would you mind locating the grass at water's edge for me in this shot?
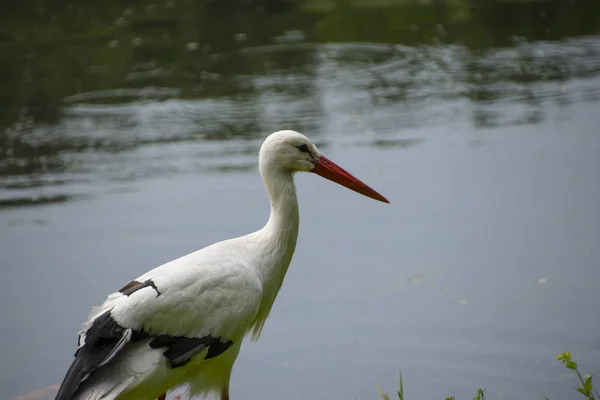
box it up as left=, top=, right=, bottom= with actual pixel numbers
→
left=375, top=353, right=598, bottom=400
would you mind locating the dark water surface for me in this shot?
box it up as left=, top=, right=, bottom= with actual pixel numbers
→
left=1, top=1, right=600, bottom=399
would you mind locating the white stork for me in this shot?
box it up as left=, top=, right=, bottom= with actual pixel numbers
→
left=54, top=130, right=389, bottom=400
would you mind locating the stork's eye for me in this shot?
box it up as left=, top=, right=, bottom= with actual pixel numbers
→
left=296, top=144, right=310, bottom=153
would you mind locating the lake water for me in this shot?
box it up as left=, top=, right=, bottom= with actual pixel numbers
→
left=1, top=1, right=600, bottom=399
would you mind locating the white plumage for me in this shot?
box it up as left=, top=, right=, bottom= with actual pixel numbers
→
left=55, top=130, right=388, bottom=400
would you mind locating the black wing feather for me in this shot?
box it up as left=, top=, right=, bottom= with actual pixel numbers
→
left=56, top=278, right=235, bottom=400
left=148, top=335, right=233, bottom=368
left=55, top=309, right=234, bottom=400
left=54, top=310, right=141, bottom=400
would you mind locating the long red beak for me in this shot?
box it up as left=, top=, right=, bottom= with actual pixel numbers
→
left=311, top=155, right=389, bottom=203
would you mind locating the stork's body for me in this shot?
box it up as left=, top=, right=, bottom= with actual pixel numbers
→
left=54, top=130, right=388, bottom=400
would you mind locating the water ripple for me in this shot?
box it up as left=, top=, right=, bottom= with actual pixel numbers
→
left=2, top=37, right=600, bottom=210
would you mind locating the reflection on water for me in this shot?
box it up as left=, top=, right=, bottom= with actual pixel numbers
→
left=1, top=1, right=600, bottom=400
left=1, top=0, right=600, bottom=208
left=3, top=32, right=600, bottom=206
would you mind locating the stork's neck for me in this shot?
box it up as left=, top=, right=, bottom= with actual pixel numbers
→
left=257, top=166, right=299, bottom=283
left=246, top=166, right=299, bottom=339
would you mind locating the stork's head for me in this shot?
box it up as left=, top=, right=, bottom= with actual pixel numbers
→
left=259, top=130, right=389, bottom=203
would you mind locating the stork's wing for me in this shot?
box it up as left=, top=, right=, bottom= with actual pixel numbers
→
left=55, top=260, right=262, bottom=400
